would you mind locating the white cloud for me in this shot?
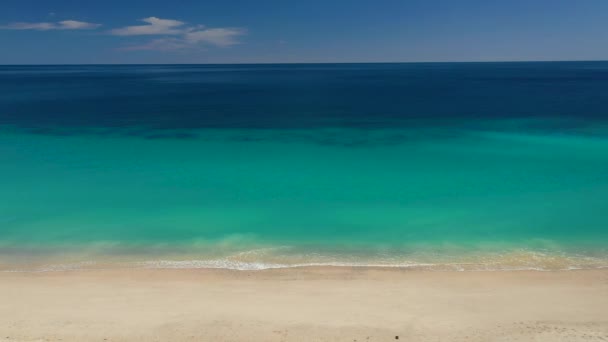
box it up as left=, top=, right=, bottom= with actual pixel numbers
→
left=114, top=17, right=246, bottom=51
left=184, top=28, right=245, bottom=46
left=1, top=20, right=100, bottom=30
left=3, top=22, right=56, bottom=30
left=59, top=20, right=100, bottom=30
left=110, top=17, right=185, bottom=36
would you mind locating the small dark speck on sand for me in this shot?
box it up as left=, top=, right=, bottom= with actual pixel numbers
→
left=395, top=336, right=399, bottom=340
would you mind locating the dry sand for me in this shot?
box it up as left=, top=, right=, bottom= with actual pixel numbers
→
left=1, top=268, right=607, bottom=341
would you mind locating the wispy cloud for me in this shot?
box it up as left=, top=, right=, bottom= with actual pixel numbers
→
left=59, top=20, right=100, bottom=30
left=1, top=20, right=100, bottom=30
left=1, top=16, right=245, bottom=52
left=110, top=17, right=184, bottom=36
left=113, top=17, right=246, bottom=51
left=184, top=27, right=245, bottom=47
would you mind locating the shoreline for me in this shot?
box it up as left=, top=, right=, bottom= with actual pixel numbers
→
left=3, top=253, right=608, bottom=273
left=3, top=245, right=608, bottom=272
left=2, top=267, right=607, bottom=341
left=4, top=262, right=608, bottom=273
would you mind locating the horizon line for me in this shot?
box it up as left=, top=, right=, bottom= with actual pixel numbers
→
left=1, top=59, right=608, bottom=66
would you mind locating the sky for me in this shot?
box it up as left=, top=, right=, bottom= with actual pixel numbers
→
left=1, top=0, right=607, bottom=64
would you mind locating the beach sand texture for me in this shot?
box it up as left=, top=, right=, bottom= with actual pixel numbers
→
left=1, top=268, right=607, bottom=341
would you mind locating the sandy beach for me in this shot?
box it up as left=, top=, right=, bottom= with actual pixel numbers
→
left=1, top=268, right=607, bottom=341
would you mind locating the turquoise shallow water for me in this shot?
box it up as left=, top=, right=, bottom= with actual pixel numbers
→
left=1, top=63, right=608, bottom=270
left=1, top=125, right=607, bottom=270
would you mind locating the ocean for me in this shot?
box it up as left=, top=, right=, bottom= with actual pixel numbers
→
left=1, top=62, right=607, bottom=271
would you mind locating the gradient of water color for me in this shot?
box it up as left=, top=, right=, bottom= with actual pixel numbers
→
left=1, top=63, right=607, bottom=271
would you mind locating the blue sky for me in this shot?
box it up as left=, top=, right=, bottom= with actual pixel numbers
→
left=1, top=0, right=607, bottom=64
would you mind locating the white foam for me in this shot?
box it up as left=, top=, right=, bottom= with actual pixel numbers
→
left=3, top=249, right=608, bottom=273
left=136, top=259, right=437, bottom=271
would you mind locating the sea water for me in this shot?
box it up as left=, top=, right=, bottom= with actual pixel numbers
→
left=1, top=62, right=607, bottom=271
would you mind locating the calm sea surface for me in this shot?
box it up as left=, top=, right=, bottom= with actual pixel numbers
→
left=1, top=62, right=607, bottom=270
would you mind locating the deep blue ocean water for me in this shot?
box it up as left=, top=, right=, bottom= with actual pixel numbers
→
left=1, top=62, right=607, bottom=270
